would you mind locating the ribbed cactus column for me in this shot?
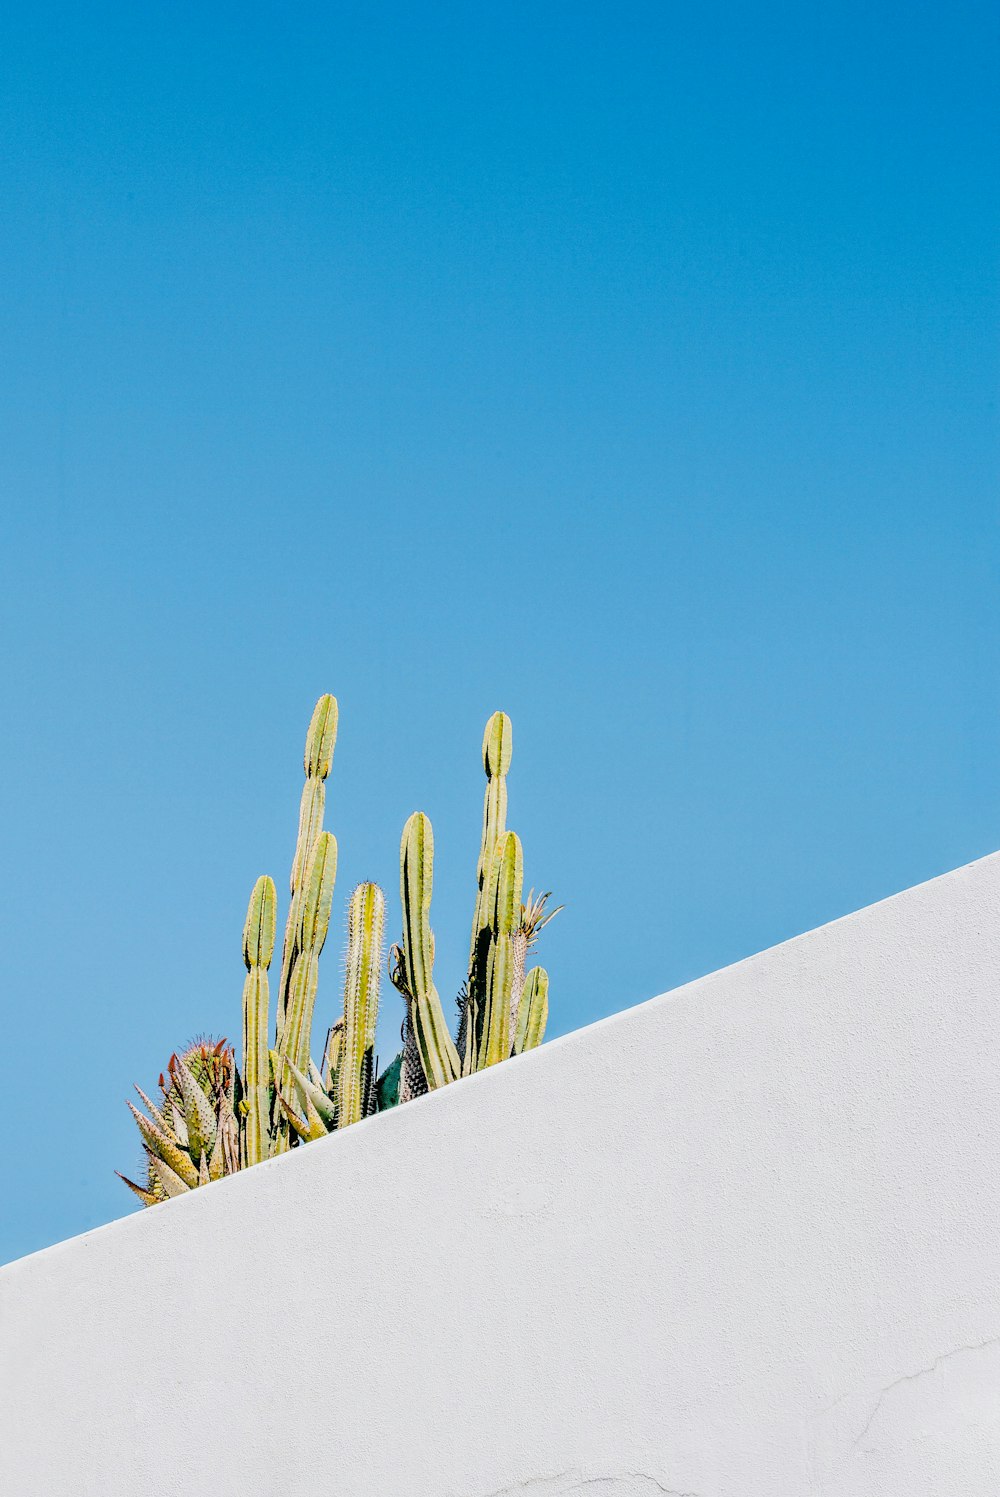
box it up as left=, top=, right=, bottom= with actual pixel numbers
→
left=240, top=875, right=276, bottom=1167
left=469, top=711, right=513, bottom=960
left=476, top=830, right=524, bottom=1069
left=337, top=882, right=385, bottom=1128
left=461, top=712, right=513, bottom=1072
left=513, top=966, right=548, bottom=1055
left=397, top=812, right=460, bottom=1091
left=278, top=829, right=338, bottom=1076
left=277, top=694, right=338, bottom=1042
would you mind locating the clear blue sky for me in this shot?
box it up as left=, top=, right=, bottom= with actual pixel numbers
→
left=1, top=1, right=997, bottom=1264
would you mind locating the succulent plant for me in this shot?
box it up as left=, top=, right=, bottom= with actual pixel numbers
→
left=389, top=712, right=559, bottom=1098
left=117, top=1039, right=240, bottom=1205
left=274, top=879, right=387, bottom=1140
left=121, top=698, right=557, bottom=1205
left=241, top=875, right=276, bottom=1169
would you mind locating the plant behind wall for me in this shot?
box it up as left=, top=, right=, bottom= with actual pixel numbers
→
left=119, top=696, right=559, bottom=1205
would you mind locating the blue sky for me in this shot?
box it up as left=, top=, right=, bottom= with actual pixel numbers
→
left=1, top=1, right=997, bottom=1264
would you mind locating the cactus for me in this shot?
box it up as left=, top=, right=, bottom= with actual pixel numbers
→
left=391, top=812, right=461, bottom=1094
left=513, top=966, right=548, bottom=1055
left=276, top=829, right=338, bottom=1076
left=264, top=698, right=342, bottom=1157
left=122, top=696, right=348, bottom=1199
left=389, top=711, right=559, bottom=1094
left=474, top=830, right=523, bottom=1070
left=338, top=883, right=386, bottom=1129
left=121, top=697, right=555, bottom=1205
left=241, top=876, right=276, bottom=1168
left=274, top=881, right=392, bottom=1140
left=460, top=712, right=512, bottom=1072
left=276, top=695, right=338, bottom=1042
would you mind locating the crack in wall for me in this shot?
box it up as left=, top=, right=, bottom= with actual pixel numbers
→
left=852, top=1333, right=1000, bottom=1452
left=482, top=1471, right=700, bottom=1497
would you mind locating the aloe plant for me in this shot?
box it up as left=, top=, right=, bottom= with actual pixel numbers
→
left=117, top=1039, right=240, bottom=1204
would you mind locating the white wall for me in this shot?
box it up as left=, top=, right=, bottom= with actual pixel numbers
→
left=3, top=852, right=1000, bottom=1497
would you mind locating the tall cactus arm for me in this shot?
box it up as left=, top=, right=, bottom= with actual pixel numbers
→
left=396, top=812, right=460, bottom=1089
left=462, top=712, right=514, bottom=1071
left=338, top=883, right=386, bottom=1129
left=468, top=711, right=512, bottom=968
left=478, top=932, right=515, bottom=1068
left=278, top=830, right=337, bottom=1074
left=513, top=966, right=549, bottom=1054
left=475, top=831, right=523, bottom=1069
left=277, top=694, right=338, bottom=1038
left=241, top=874, right=276, bottom=1167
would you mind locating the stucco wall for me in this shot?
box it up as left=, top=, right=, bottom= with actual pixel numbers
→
left=3, top=852, right=1000, bottom=1496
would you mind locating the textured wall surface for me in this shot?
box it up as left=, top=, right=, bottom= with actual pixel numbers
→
left=3, top=853, right=1000, bottom=1496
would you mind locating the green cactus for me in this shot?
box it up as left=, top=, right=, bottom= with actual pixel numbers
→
left=513, top=966, right=549, bottom=1055
left=121, top=697, right=555, bottom=1205
left=338, top=882, right=386, bottom=1129
left=276, top=695, right=338, bottom=1042
left=277, top=828, right=338, bottom=1077
left=274, top=881, right=393, bottom=1140
left=240, top=875, right=276, bottom=1168
left=390, top=712, right=559, bottom=1095
left=391, top=812, right=461, bottom=1094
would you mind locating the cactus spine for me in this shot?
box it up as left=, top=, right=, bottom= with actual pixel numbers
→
left=461, top=713, right=512, bottom=1072
left=337, top=882, right=385, bottom=1128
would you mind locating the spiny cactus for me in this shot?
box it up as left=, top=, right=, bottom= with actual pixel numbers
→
left=122, top=696, right=347, bottom=1199
left=275, top=880, right=388, bottom=1140
left=277, top=695, right=338, bottom=1041
left=390, top=711, right=559, bottom=1097
left=338, top=881, right=385, bottom=1128
left=241, top=875, right=276, bottom=1168
left=118, top=1039, right=239, bottom=1204
left=121, top=698, right=556, bottom=1206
